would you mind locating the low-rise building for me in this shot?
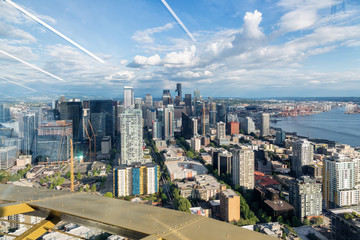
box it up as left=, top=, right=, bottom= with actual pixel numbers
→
left=329, top=208, right=360, bottom=240
left=166, top=160, right=207, bottom=181
left=176, top=175, right=223, bottom=201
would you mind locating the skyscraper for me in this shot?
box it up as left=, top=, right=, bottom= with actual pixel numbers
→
left=216, top=121, right=226, bottom=140
left=292, top=140, right=314, bottom=177
left=89, top=100, right=114, bottom=146
left=163, top=105, right=174, bottom=140
left=176, top=83, right=182, bottom=101
left=275, top=130, right=286, bottom=145
left=120, top=108, right=143, bottom=165
left=56, top=99, right=82, bottom=141
left=184, top=94, right=192, bottom=115
left=23, top=113, right=38, bottom=155
left=241, top=117, right=255, bottom=134
left=162, top=90, right=172, bottom=105
left=144, top=94, right=153, bottom=108
left=323, top=153, right=359, bottom=209
left=0, top=103, right=10, bottom=123
left=260, top=113, right=270, bottom=137
left=124, top=86, right=134, bottom=109
left=289, top=176, right=322, bottom=221
left=231, top=147, right=255, bottom=190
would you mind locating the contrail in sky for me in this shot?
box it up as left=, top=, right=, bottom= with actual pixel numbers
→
left=4, top=0, right=105, bottom=64
left=160, top=0, right=196, bottom=42
left=0, top=49, right=65, bottom=82
left=0, top=77, right=39, bottom=93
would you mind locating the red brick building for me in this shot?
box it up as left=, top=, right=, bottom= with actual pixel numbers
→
left=227, top=122, right=239, bottom=135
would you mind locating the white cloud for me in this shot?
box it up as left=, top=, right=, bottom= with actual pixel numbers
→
left=105, top=70, right=136, bottom=82
left=0, top=22, right=36, bottom=43
left=243, top=10, right=265, bottom=39
left=176, top=70, right=213, bottom=79
left=131, top=23, right=174, bottom=43
left=127, top=54, right=162, bottom=68
left=163, top=45, right=198, bottom=67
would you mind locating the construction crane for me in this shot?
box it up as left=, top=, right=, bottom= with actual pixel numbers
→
left=70, top=138, right=74, bottom=191
left=82, top=120, right=92, bottom=162
left=88, top=120, right=96, bottom=159
left=202, top=102, right=206, bottom=135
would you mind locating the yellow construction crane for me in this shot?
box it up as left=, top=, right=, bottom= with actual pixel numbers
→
left=82, top=120, right=92, bottom=162
left=70, top=138, right=74, bottom=192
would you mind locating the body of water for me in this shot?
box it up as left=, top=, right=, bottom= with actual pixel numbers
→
left=272, top=107, right=360, bottom=147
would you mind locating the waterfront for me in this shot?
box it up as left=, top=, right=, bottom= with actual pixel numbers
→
left=272, top=107, right=360, bottom=147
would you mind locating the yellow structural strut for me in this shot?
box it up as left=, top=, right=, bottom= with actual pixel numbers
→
left=15, top=215, right=61, bottom=240
left=0, top=203, right=35, bottom=218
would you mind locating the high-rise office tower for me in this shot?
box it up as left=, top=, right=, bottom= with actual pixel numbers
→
left=134, top=98, right=142, bottom=110
left=209, top=102, right=217, bottom=126
left=184, top=94, right=192, bottom=115
left=231, top=147, right=255, bottom=190
left=216, top=121, right=226, bottom=140
left=123, top=86, right=134, bottom=109
left=216, top=103, right=226, bottom=122
left=292, top=140, right=314, bottom=177
left=56, top=99, right=82, bottom=141
left=146, top=109, right=157, bottom=129
left=145, top=94, right=153, bottom=108
left=194, top=89, right=201, bottom=100
left=176, top=83, right=182, bottom=101
left=260, top=113, right=270, bottom=137
left=241, top=117, right=255, bottom=134
left=120, top=108, right=143, bottom=165
left=23, top=113, right=38, bottom=155
left=152, top=120, right=162, bottom=140
left=276, top=130, right=286, bottom=145
left=289, top=176, right=322, bottom=221
left=0, top=103, right=10, bottom=123
left=89, top=100, right=114, bottom=146
left=163, top=105, right=174, bottom=140
left=323, top=153, right=359, bottom=209
left=162, top=90, right=172, bottom=105
left=35, top=121, right=72, bottom=164
left=181, top=113, right=198, bottom=139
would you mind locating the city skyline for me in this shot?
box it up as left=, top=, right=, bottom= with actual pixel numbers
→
left=0, top=0, right=360, bottom=99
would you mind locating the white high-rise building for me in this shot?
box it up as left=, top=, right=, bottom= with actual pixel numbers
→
left=231, top=147, right=255, bottom=190
left=292, top=140, right=314, bottom=177
left=120, top=108, right=143, bottom=165
left=216, top=121, right=226, bottom=140
left=241, top=117, right=255, bottom=134
left=323, top=153, right=359, bottom=209
left=260, top=113, right=270, bottom=137
left=123, top=86, right=134, bottom=109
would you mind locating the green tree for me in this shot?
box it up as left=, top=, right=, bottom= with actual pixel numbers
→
left=79, top=186, right=84, bottom=192
left=303, top=218, right=311, bottom=225
left=176, top=198, right=191, bottom=213
left=106, top=164, right=111, bottom=173
left=91, top=184, right=97, bottom=192
left=40, top=178, right=44, bottom=185
left=76, top=171, right=82, bottom=180
left=84, top=186, right=90, bottom=192
left=65, top=171, right=71, bottom=178
left=291, top=215, right=301, bottom=227
left=104, top=192, right=113, bottom=198
left=277, top=216, right=284, bottom=223
left=160, top=193, right=167, bottom=203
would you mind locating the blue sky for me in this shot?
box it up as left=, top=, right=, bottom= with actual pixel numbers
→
left=0, top=0, right=359, bottom=100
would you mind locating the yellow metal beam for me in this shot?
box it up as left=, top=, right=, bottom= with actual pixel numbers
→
left=0, top=202, right=35, bottom=218
left=15, top=215, right=61, bottom=240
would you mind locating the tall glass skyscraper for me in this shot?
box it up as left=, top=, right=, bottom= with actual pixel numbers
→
left=0, top=103, right=10, bottom=123
left=89, top=100, right=114, bottom=147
